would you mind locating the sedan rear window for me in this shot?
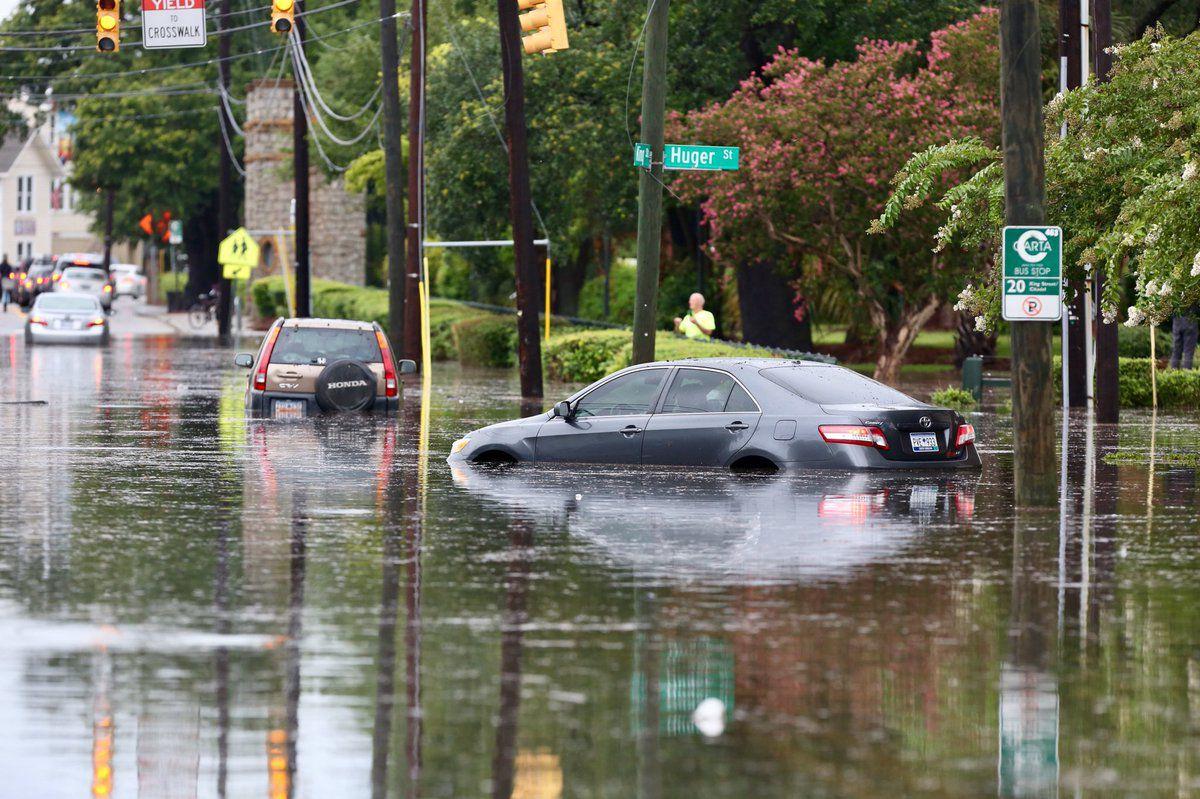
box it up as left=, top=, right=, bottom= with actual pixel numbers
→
left=61, top=267, right=107, bottom=281
left=269, top=326, right=382, bottom=365
left=760, top=365, right=920, bottom=406
left=35, top=295, right=101, bottom=312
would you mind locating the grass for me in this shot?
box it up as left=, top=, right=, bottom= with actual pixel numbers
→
left=811, top=324, right=1012, bottom=358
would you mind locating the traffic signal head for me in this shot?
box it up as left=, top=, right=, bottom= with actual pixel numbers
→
left=96, top=0, right=119, bottom=52
left=271, top=0, right=294, bottom=34
left=518, top=0, right=568, bottom=54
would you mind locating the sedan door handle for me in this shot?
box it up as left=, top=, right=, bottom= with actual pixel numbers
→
left=620, top=425, right=643, bottom=436
left=725, top=421, right=750, bottom=432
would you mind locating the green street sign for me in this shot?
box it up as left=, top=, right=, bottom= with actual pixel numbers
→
left=1001, top=225, right=1063, bottom=322
left=634, top=143, right=740, bottom=171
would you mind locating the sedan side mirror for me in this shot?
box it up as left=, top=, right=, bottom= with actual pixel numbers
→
left=398, top=359, right=417, bottom=374
left=552, top=400, right=574, bottom=420
left=234, top=353, right=254, bottom=368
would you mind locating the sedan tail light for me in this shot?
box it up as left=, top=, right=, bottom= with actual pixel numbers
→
left=102, top=284, right=113, bottom=293
left=59, top=281, right=70, bottom=289
left=955, top=424, right=976, bottom=448
left=819, top=424, right=890, bottom=451
left=88, top=317, right=106, bottom=328
left=254, top=325, right=281, bottom=391
left=29, top=315, right=47, bottom=326
left=375, top=330, right=399, bottom=398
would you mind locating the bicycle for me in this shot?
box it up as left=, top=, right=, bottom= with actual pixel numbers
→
left=187, top=289, right=219, bottom=330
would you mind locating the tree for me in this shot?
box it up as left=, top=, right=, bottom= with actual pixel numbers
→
left=874, top=25, right=1200, bottom=333
left=671, top=9, right=1000, bottom=382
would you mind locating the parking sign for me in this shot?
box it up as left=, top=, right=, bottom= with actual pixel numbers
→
left=1001, top=226, right=1063, bottom=322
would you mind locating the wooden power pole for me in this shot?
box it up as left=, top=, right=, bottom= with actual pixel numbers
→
left=216, top=0, right=234, bottom=341
left=293, top=0, right=311, bottom=318
left=404, top=0, right=425, bottom=363
left=497, top=0, right=543, bottom=399
left=1092, top=0, right=1119, bottom=424
left=630, top=0, right=669, bottom=365
left=380, top=0, right=407, bottom=352
left=1002, top=0, right=1057, bottom=501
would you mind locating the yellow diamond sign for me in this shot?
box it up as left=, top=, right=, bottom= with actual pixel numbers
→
left=218, top=227, right=260, bottom=280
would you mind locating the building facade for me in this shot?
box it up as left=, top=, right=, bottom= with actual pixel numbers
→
left=243, top=78, right=366, bottom=286
left=0, top=126, right=98, bottom=262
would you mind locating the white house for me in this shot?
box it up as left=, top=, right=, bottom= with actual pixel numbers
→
left=0, top=126, right=98, bottom=262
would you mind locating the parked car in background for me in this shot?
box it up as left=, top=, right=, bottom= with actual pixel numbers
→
left=24, top=292, right=109, bottom=345
left=51, top=253, right=104, bottom=284
left=235, top=317, right=416, bottom=418
left=56, top=265, right=114, bottom=312
left=108, top=263, right=146, bottom=299
left=17, top=261, right=56, bottom=308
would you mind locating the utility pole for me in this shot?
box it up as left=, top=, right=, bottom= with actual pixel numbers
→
left=631, top=0, right=669, bottom=365
left=1092, top=0, right=1119, bottom=424
left=497, top=0, right=543, bottom=398
left=102, top=188, right=115, bottom=270
left=403, top=0, right=425, bottom=363
left=1002, top=0, right=1057, bottom=501
left=380, top=0, right=407, bottom=352
left=1060, top=0, right=1087, bottom=407
left=293, top=0, right=311, bottom=318
left=216, top=0, right=234, bottom=342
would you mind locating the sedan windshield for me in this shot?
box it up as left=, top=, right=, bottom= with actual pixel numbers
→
left=35, top=295, right=101, bottom=312
left=269, top=326, right=382, bottom=365
left=761, top=365, right=921, bottom=407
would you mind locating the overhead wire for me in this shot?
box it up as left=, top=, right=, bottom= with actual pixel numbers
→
left=216, top=106, right=248, bottom=177
left=289, top=28, right=381, bottom=121
left=288, top=42, right=382, bottom=147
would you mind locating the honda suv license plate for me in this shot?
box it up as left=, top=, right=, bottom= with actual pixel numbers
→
left=909, top=432, right=939, bottom=453
left=273, top=399, right=305, bottom=419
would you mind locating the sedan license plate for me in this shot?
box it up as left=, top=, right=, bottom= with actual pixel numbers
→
left=909, top=432, right=939, bottom=453
left=273, top=399, right=305, bottom=419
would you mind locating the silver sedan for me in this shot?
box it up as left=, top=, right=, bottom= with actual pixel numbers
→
left=25, top=292, right=110, bottom=345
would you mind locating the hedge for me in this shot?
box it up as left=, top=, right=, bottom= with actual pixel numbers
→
left=452, top=315, right=517, bottom=368
left=542, top=328, right=815, bottom=383
left=1053, top=356, right=1200, bottom=409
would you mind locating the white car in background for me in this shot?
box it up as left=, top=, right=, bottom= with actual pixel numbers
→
left=25, top=293, right=110, bottom=345
left=109, top=263, right=147, bottom=299
left=55, top=265, right=114, bottom=312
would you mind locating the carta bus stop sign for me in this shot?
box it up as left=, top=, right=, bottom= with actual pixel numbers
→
left=634, top=143, right=739, bottom=171
left=1001, top=226, right=1063, bottom=322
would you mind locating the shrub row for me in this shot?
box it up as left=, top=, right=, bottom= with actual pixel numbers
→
left=1051, top=356, right=1200, bottom=409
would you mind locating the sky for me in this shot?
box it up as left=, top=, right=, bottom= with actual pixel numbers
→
left=0, top=0, right=18, bottom=22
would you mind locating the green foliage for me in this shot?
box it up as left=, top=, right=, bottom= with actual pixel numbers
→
left=577, top=262, right=637, bottom=325
left=1118, top=325, right=1174, bottom=358
left=1050, top=355, right=1200, bottom=408
left=157, top=271, right=188, bottom=301
left=929, top=386, right=978, bottom=413
left=451, top=316, right=518, bottom=368
left=543, top=330, right=633, bottom=383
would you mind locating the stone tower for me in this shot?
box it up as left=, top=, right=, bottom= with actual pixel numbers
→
left=243, top=78, right=366, bottom=286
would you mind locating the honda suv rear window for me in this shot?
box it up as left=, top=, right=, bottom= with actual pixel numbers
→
left=760, top=365, right=920, bottom=406
left=269, top=327, right=382, bottom=365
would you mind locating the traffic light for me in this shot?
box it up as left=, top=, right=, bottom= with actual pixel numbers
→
left=518, top=0, right=569, bottom=54
left=270, top=0, right=294, bottom=33
left=96, top=0, right=119, bottom=52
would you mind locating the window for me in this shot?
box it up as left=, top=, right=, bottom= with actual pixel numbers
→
left=661, top=368, right=744, bottom=414
left=575, top=369, right=667, bottom=418
left=15, top=241, right=33, bottom=260
left=16, top=176, right=33, bottom=212
left=50, top=178, right=68, bottom=211
left=61, top=267, right=107, bottom=282
left=34, top=294, right=100, bottom=312
left=761, top=365, right=920, bottom=406
left=725, top=383, right=759, bottom=412
left=269, top=326, right=382, bottom=365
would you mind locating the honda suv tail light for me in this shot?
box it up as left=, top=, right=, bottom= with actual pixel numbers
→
left=819, top=424, right=890, bottom=451
left=955, top=424, right=976, bottom=448
left=254, top=325, right=281, bottom=391
left=375, top=330, right=399, bottom=398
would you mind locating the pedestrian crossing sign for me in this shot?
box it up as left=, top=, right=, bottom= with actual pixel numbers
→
left=218, top=227, right=259, bottom=280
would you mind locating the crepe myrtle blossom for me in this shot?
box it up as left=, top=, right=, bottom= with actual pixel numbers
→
left=1125, top=306, right=1146, bottom=327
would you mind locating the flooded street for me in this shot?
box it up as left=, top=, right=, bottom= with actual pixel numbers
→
left=2, top=335, right=1199, bottom=798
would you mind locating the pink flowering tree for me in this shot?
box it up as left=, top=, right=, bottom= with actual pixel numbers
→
left=671, top=9, right=999, bottom=383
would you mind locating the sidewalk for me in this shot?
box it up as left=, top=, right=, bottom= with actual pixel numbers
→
left=135, top=302, right=218, bottom=338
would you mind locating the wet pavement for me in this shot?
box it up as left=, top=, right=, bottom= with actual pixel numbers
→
left=1, top=335, right=1198, bottom=798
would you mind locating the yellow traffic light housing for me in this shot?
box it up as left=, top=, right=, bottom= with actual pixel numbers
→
left=96, top=0, right=119, bottom=52
left=518, top=0, right=568, bottom=54
left=270, top=0, right=294, bottom=34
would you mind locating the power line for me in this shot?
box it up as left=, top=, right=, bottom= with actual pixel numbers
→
left=215, top=106, right=247, bottom=177
left=0, top=14, right=403, bottom=82
left=70, top=105, right=217, bottom=122
left=289, top=27, right=381, bottom=121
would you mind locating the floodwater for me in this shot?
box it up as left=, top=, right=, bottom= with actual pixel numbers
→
left=0, top=335, right=1198, bottom=798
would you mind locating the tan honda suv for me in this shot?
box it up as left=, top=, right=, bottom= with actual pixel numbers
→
left=235, top=317, right=416, bottom=418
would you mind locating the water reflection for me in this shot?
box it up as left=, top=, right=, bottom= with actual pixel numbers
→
left=451, top=467, right=978, bottom=583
